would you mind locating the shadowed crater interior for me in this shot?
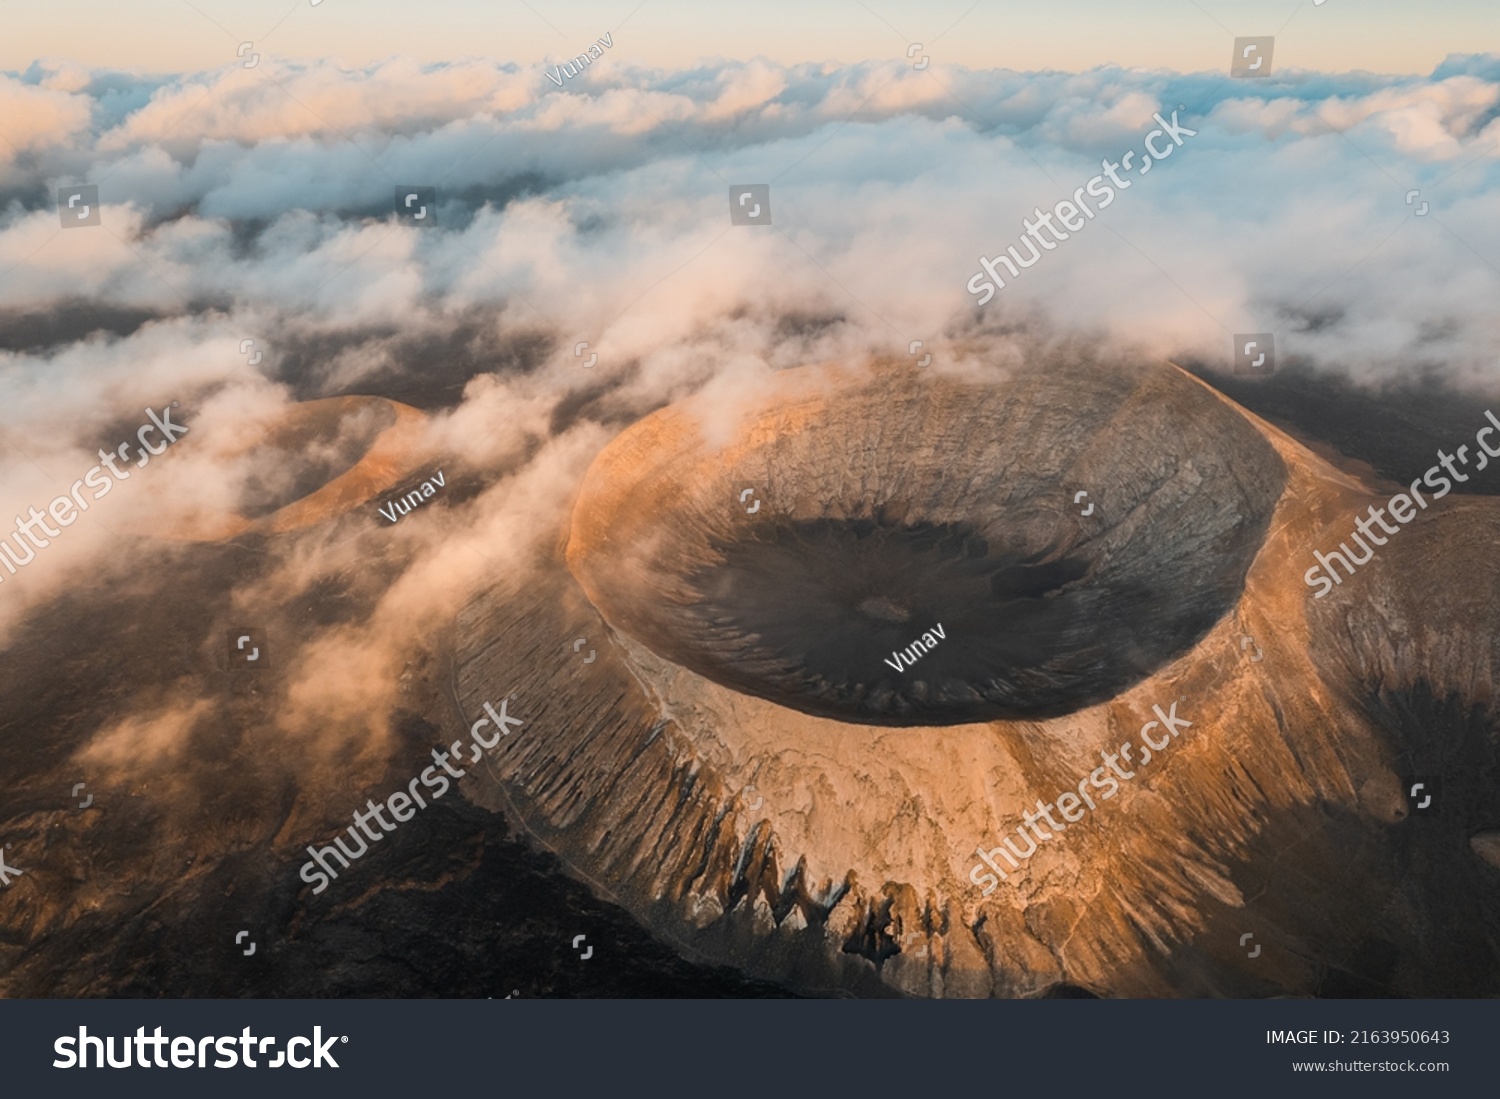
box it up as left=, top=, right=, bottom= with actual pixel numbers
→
left=687, top=517, right=1096, bottom=718
left=568, top=359, right=1288, bottom=725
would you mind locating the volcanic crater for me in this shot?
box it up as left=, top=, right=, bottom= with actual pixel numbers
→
left=566, top=362, right=1287, bottom=725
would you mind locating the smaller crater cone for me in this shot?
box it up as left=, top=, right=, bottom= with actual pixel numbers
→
left=141, top=396, right=428, bottom=540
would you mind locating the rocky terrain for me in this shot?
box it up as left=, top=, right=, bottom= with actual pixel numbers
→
left=455, top=354, right=1500, bottom=997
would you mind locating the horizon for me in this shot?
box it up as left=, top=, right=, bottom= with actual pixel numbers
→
left=4, top=0, right=1498, bottom=76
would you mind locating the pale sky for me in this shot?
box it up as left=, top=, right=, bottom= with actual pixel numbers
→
left=3, top=0, right=1498, bottom=75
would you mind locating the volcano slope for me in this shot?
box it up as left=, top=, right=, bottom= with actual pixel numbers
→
left=138, top=395, right=429, bottom=541
left=453, top=354, right=1500, bottom=997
